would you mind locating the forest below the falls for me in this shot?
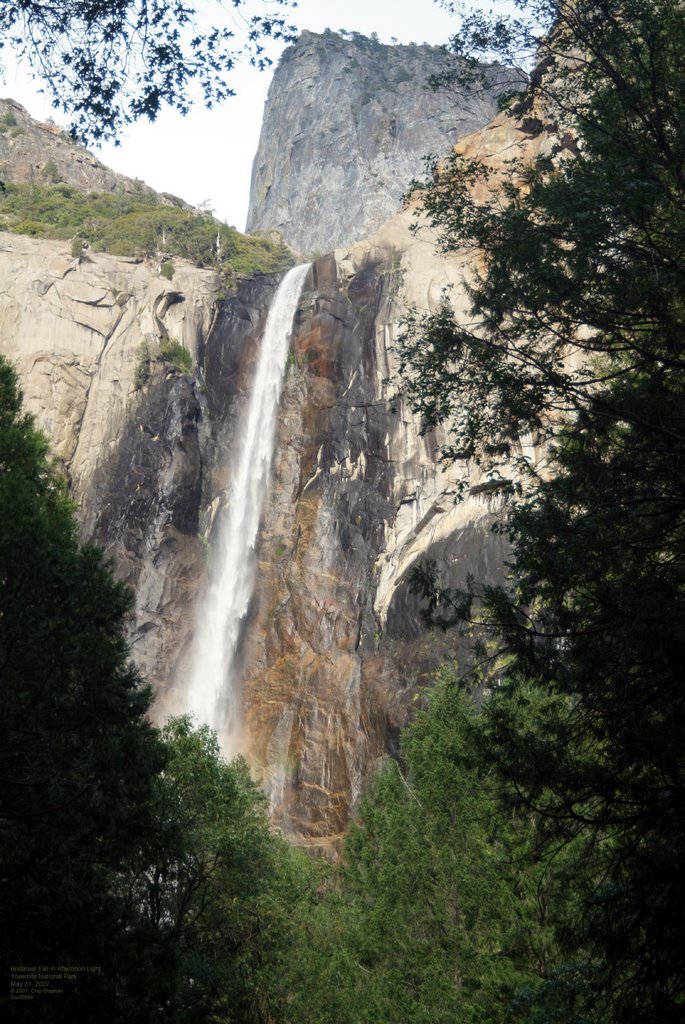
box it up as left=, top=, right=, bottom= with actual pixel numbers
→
left=2, top=1, right=685, bottom=1021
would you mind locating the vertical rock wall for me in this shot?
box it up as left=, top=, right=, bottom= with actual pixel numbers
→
left=0, top=217, right=509, bottom=852
left=229, top=214, right=510, bottom=850
left=0, top=234, right=220, bottom=704
left=246, top=30, right=520, bottom=254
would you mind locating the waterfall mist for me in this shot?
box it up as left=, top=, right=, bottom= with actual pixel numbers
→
left=185, top=263, right=310, bottom=755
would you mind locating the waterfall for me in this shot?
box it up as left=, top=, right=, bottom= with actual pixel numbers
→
left=185, top=263, right=310, bottom=754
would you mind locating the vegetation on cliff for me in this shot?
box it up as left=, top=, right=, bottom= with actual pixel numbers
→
left=0, top=182, right=293, bottom=278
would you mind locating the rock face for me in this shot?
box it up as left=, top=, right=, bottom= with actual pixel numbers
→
left=246, top=30, right=520, bottom=254
left=0, top=218, right=507, bottom=851
left=1, top=78, right=559, bottom=852
left=223, top=99, right=559, bottom=849
left=234, top=226, right=511, bottom=850
left=0, top=97, right=183, bottom=203
left=0, top=232, right=220, bottom=694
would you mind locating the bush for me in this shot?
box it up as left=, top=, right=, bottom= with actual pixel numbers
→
left=42, top=159, right=62, bottom=184
left=0, top=182, right=294, bottom=279
left=134, top=340, right=152, bottom=388
left=160, top=337, right=192, bottom=374
left=0, top=110, right=18, bottom=131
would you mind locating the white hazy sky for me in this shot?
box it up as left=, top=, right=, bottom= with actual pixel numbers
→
left=0, top=1, right=490, bottom=230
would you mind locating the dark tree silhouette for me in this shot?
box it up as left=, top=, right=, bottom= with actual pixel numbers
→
left=0, top=0, right=298, bottom=142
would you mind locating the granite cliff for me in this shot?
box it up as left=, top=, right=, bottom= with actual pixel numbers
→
left=246, top=30, right=520, bottom=254
left=0, top=97, right=157, bottom=196
left=0, top=47, right=557, bottom=850
left=0, top=233, right=219, bottom=690
left=0, top=197, right=516, bottom=851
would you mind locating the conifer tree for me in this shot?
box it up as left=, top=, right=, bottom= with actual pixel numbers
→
left=0, top=356, right=173, bottom=1018
left=399, top=2, right=685, bottom=1018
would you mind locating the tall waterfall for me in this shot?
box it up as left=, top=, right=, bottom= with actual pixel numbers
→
left=185, top=263, right=310, bottom=754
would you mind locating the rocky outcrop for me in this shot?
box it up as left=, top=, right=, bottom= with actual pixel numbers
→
left=0, top=97, right=184, bottom=203
left=1, top=74, right=560, bottom=853
left=0, top=232, right=220, bottom=693
left=246, top=30, right=521, bottom=254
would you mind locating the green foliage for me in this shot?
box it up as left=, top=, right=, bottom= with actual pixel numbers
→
left=0, top=110, right=17, bottom=131
left=160, top=337, right=193, bottom=374
left=0, top=182, right=294, bottom=278
left=0, top=1, right=298, bottom=144
left=347, top=29, right=384, bottom=53
left=0, top=358, right=314, bottom=1019
left=134, top=335, right=193, bottom=384
left=398, top=2, right=685, bottom=1020
left=0, top=355, right=170, bottom=1020
left=134, top=340, right=152, bottom=388
left=281, top=675, right=566, bottom=1024
left=42, top=159, right=62, bottom=183
left=496, top=88, right=525, bottom=111
left=160, top=258, right=175, bottom=280
left=135, top=716, right=310, bottom=1023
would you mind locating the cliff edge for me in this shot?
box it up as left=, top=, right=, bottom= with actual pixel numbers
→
left=246, top=30, right=519, bottom=254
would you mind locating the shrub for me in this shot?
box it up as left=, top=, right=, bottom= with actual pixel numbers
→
left=160, top=338, right=192, bottom=374
left=0, top=182, right=294, bottom=280
left=134, top=340, right=152, bottom=388
left=0, top=110, right=18, bottom=131
left=43, top=159, right=62, bottom=184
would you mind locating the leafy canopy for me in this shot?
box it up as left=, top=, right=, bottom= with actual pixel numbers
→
left=131, top=716, right=312, bottom=1023
left=0, top=0, right=298, bottom=143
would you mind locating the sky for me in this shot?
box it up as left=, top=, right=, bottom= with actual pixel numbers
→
left=0, top=1, right=473, bottom=231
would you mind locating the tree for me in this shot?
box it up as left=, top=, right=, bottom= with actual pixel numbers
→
left=0, top=355, right=170, bottom=1019
left=278, top=673, right=568, bottom=1024
left=0, top=365, right=309, bottom=1018
left=0, top=0, right=297, bottom=143
left=398, top=1, right=685, bottom=1019
left=139, top=716, right=310, bottom=1024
